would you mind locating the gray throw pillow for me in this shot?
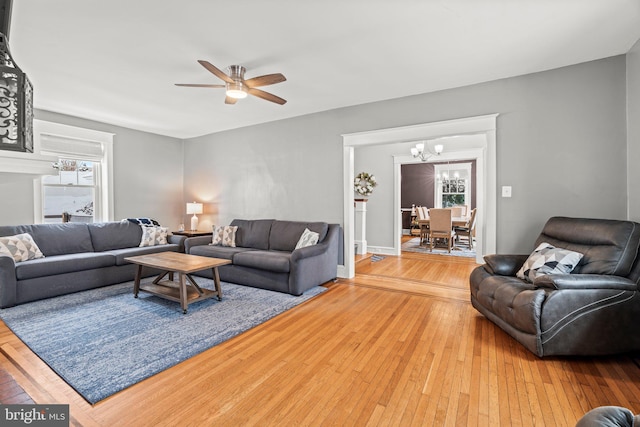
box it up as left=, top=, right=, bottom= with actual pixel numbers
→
left=516, top=242, right=583, bottom=283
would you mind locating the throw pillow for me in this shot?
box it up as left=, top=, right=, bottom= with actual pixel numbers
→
left=124, top=218, right=161, bottom=227
left=139, top=226, right=169, bottom=247
left=210, top=225, right=238, bottom=247
left=0, top=233, right=45, bottom=262
left=516, top=242, right=583, bottom=283
left=295, top=228, right=319, bottom=249
left=154, top=226, right=168, bottom=245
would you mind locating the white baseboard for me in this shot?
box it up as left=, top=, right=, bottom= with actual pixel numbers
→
left=337, top=265, right=348, bottom=278
left=366, top=246, right=397, bottom=256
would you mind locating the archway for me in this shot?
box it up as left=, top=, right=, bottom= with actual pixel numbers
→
left=340, top=114, right=498, bottom=278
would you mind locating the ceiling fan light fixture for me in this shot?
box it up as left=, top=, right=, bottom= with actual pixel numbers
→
left=226, top=82, right=247, bottom=99
left=178, top=61, right=286, bottom=104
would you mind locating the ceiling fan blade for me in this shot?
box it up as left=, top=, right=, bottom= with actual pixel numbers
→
left=198, top=60, right=234, bottom=84
left=175, top=83, right=225, bottom=88
left=225, top=96, right=238, bottom=105
left=244, top=73, right=286, bottom=88
left=247, top=88, right=287, bottom=105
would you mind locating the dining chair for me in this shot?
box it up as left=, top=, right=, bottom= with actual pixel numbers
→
left=454, top=208, right=477, bottom=249
left=416, top=206, right=430, bottom=245
left=456, top=205, right=468, bottom=217
left=450, top=206, right=464, bottom=217
left=429, top=208, right=456, bottom=253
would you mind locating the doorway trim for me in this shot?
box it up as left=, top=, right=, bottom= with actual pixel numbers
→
left=341, top=114, right=498, bottom=278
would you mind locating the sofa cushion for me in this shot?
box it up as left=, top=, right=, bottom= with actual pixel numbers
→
left=0, top=233, right=44, bottom=262
left=89, top=222, right=143, bottom=251
left=269, top=221, right=328, bottom=252
left=15, top=252, right=115, bottom=280
left=189, top=244, right=252, bottom=261
left=232, top=250, right=291, bottom=273
left=516, top=242, right=583, bottom=283
left=0, top=223, right=94, bottom=256
left=473, top=274, right=545, bottom=335
left=231, top=219, right=274, bottom=250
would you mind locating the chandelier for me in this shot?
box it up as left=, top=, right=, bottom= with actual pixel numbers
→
left=410, top=142, right=443, bottom=161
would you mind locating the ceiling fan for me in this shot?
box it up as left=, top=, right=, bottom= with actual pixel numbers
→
left=176, top=60, right=287, bottom=105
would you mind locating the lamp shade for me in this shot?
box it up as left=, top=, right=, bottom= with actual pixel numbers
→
left=186, top=202, right=203, bottom=215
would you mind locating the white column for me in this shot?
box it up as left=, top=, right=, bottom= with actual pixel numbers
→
left=354, top=198, right=368, bottom=255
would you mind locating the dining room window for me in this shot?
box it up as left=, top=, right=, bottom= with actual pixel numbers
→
left=434, top=162, right=472, bottom=208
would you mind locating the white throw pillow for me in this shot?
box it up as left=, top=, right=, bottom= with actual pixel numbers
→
left=139, top=226, right=169, bottom=247
left=516, top=242, right=583, bottom=283
left=0, top=233, right=45, bottom=262
left=295, top=228, right=319, bottom=249
left=210, top=225, right=238, bottom=247
left=154, top=227, right=168, bottom=245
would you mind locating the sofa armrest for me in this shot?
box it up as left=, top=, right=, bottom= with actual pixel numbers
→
left=168, top=234, right=187, bottom=252
left=483, top=254, right=529, bottom=276
left=288, top=224, right=340, bottom=295
left=0, top=254, right=18, bottom=308
left=291, top=242, right=329, bottom=261
left=533, top=274, right=638, bottom=291
left=184, top=236, right=212, bottom=253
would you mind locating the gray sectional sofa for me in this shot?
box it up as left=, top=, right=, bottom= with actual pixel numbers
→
left=185, top=219, right=340, bottom=296
left=0, top=221, right=185, bottom=308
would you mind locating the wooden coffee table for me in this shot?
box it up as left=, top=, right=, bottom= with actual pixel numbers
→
left=124, top=252, right=231, bottom=314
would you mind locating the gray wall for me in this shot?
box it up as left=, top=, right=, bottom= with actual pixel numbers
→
left=185, top=56, right=628, bottom=253
left=0, top=110, right=184, bottom=228
left=183, top=116, right=344, bottom=232
left=0, top=53, right=631, bottom=256
left=360, top=57, right=627, bottom=251
left=628, top=38, right=640, bottom=221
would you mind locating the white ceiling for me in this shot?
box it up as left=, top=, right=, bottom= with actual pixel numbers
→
left=9, top=0, right=640, bottom=139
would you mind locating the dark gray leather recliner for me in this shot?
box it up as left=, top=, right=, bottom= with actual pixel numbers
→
left=576, top=406, right=640, bottom=427
left=470, top=217, right=640, bottom=357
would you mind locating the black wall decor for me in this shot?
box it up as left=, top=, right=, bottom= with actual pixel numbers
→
left=0, top=0, right=33, bottom=153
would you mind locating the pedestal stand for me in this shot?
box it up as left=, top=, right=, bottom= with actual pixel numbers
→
left=354, top=198, right=368, bottom=255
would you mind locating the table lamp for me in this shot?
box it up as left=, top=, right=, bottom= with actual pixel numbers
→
left=186, top=202, right=203, bottom=231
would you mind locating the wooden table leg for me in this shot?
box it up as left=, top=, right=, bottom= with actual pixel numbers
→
left=153, top=271, right=169, bottom=285
left=179, top=272, right=188, bottom=314
left=212, top=267, right=222, bottom=301
left=133, top=265, right=143, bottom=298
left=186, top=274, right=204, bottom=295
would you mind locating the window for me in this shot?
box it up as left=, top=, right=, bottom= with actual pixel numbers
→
left=434, top=162, right=471, bottom=209
left=42, top=159, right=97, bottom=223
left=33, top=120, right=114, bottom=224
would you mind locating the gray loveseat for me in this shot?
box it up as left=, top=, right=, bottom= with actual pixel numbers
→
left=185, top=219, right=340, bottom=296
left=0, top=221, right=186, bottom=308
left=470, top=216, right=640, bottom=357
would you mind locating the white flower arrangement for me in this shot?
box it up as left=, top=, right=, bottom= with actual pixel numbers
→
left=354, top=172, right=377, bottom=196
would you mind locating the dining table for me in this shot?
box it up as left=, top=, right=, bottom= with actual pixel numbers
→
left=417, top=216, right=470, bottom=228
left=416, top=216, right=470, bottom=247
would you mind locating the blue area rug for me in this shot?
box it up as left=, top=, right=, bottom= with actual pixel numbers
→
left=0, top=278, right=326, bottom=404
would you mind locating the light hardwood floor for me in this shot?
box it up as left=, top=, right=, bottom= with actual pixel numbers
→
left=1, top=251, right=639, bottom=426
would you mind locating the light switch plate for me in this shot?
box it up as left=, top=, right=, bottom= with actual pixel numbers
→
left=502, top=186, right=512, bottom=198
